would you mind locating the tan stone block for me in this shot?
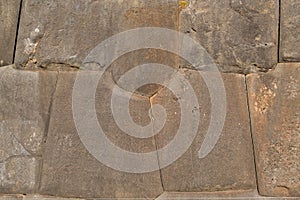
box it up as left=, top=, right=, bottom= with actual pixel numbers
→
left=40, top=71, right=163, bottom=198
left=247, top=63, right=300, bottom=196
left=154, top=70, right=256, bottom=191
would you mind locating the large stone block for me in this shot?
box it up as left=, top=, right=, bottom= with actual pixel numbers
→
left=0, top=0, right=21, bottom=66
left=180, top=0, right=278, bottom=73
left=15, top=0, right=178, bottom=70
left=247, top=63, right=300, bottom=196
left=280, top=0, right=300, bottom=61
left=154, top=70, right=256, bottom=191
left=40, top=71, right=163, bottom=198
left=0, top=66, right=57, bottom=193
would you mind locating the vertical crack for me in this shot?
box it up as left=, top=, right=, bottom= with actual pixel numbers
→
left=149, top=94, right=165, bottom=192
left=244, top=75, right=260, bottom=194
left=37, top=70, right=59, bottom=191
left=277, top=0, right=281, bottom=62
left=12, top=0, right=23, bottom=63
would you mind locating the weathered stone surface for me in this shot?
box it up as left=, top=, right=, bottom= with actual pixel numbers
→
left=0, top=0, right=21, bottom=66
left=154, top=70, right=256, bottom=191
left=0, top=66, right=57, bottom=193
left=0, top=195, right=82, bottom=200
left=0, top=157, right=40, bottom=194
left=40, top=71, right=163, bottom=198
left=15, top=0, right=178, bottom=70
left=180, top=0, right=278, bottom=73
left=280, top=0, right=300, bottom=61
left=0, top=195, right=22, bottom=200
left=155, top=190, right=295, bottom=200
left=156, top=190, right=260, bottom=200
left=23, top=195, right=82, bottom=200
left=247, top=63, right=300, bottom=197
left=0, top=66, right=57, bottom=156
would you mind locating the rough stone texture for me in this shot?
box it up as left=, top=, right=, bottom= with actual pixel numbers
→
left=180, top=0, right=278, bottom=74
left=0, top=0, right=21, bottom=66
left=40, top=71, right=163, bottom=198
left=156, top=190, right=260, bottom=200
left=15, top=0, right=178, bottom=70
left=280, top=0, right=300, bottom=61
left=0, top=195, right=22, bottom=200
left=0, top=66, right=57, bottom=193
left=0, top=195, right=82, bottom=200
left=23, top=195, right=82, bottom=200
left=247, top=63, right=300, bottom=197
left=155, top=190, right=295, bottom=200
left=0, top=157, right=40, bottom=194
left=154, top=70, right=256, bottom=191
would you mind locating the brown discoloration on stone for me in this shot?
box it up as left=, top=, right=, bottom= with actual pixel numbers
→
left=253, top=82, right=277, bottom=114
left=154, top=70, right=256, bottom=191
left=0, top=0, right=21, bottom=66
left=280, top=0, right=300, bottom=61
left=180, top=0, right=278, bottom=74
left=40, top=71, right=163, bottom=198
left=247, top=63, right=300, bottom=197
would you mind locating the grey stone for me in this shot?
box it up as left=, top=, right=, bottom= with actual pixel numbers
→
left=0, top=157, right=40, bottom=194
left=0, top=195, right=23, bottom=200
left=40, top=71, right=163, bottom=198
left=0, top=0, right=21, bottom=66
left=0, top=66, right=57, bottom=156
left=23, top=195, right=83, bottom=200
left=179, top=0, right=278, bottom=73
left=156, top=190, right=261, bottom=200
left=0, top=195, right=83, bottom=200
left=155, top=190, right=296, bottom=200
left=0, top=66, right=57, bottom=193
left=247, top=63, right=300, bottom=197
left=154, top=70, right=256, bottom=191
left=15, top=0, right=178, bottom=71
left=280, top=0, right=300, bottom=61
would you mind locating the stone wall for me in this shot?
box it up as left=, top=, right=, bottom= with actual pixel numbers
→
left=0, top=0, right=299, bottom=199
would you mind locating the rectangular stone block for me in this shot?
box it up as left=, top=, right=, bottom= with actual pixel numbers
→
left=247, top=63, right=300, bottom=197
left=154, top=70, right=257, bottom=191
left=40, top=71, right=163, bottom=198
left=180, top=0, right=278, bottom=73
left=0, top=0, right=21, bottom=66
left=280, top=0, right=300, bottom=61
left=15, top=0, right=178, bottom=70
left=0, top=66, right=57, bottom=193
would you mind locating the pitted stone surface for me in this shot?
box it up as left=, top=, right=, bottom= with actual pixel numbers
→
left=153, top=70, right=256, bottom=191
left=280, top=0, right=300, bottom=61
left=247, top=63, right=300, bottom=197
left=180, top=0, right=278, bottom=73
left=0, top=0, right=21, bottom=66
